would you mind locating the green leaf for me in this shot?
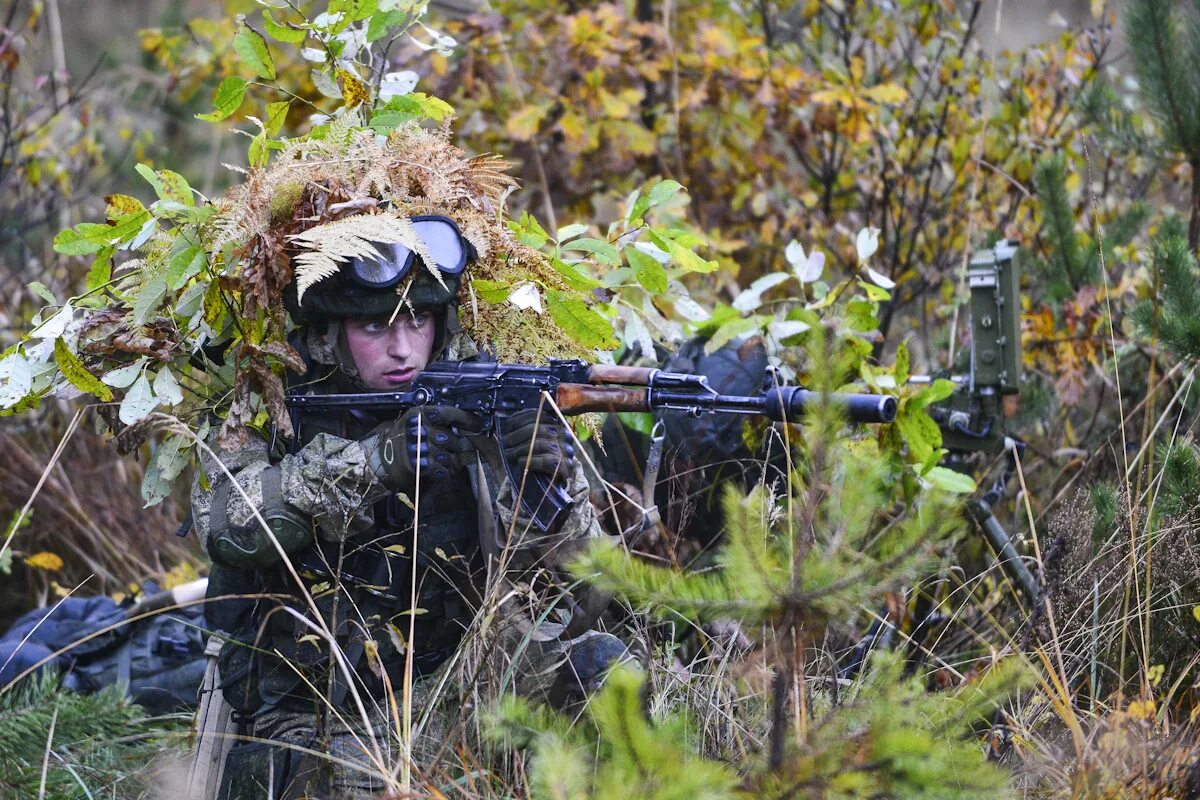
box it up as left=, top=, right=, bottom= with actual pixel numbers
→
left=894, top=340, right=910, bottom=386
left=263, top=10, right=307, bottom=43
left=235, top=25, right=275, bottom=80
left=472, top=279, right=511, bottom=303
left=667, top=240, right=717, bottom=273
left=550, top=258, right=602, bottom=291
left=647, top=179, right=684, bottom=208
left=857, top=279, right=892, bottom=302
left=547, top=291, right=617, bottom=349
left=248, top=131, right=269, bottom=167
left=152, top=367, right=183, bottom=406
left=330, top=0, right=378, bottom=22
left=53, top=213, right=151, bottom=255
left=896, top=407, right=942, bottom=464
left=658, top=227, right=705, bottom=249
left=196, top=76, right=248, bottom=122
left=85, top=248, right=113, bottom=291
left=508, top=211, right=548, bottom=249
left=925, top=466, right=977, bottom=494
left=132, top=273, right=168, bottom=326
left=617, top=411, right=655, bottom=436
left=53, top=338, right=113, bottom=402
left=119, top=373, right=156, bottom=425
left=845, top=297, right=878, bottom=332
left=693, top=304, right=740, bottom=337
left=54, top=223, right=112, bottom=256
left=704, top=316, right=760, bottom=355
left=265, top=101, right=290, bottom=136
left=563, top=237, right=620, bottom=266
left=911, top=378, right=957, bottom=409
left=555, top=223, right=589, bottom=242
left=367, top=10, right=410, bottom=42
left=627, top=189, right=650, bottom=224
left=369, top=94, right=455, bottom=131
left=27, top=281, right=56, bottom=305
left=625, top=247, right=668, bottom=293
left=167, top=247, right=206, bottom=291
left=135, top=162, right=196, bottom=207
left=408, top=92, right=453, bottom=122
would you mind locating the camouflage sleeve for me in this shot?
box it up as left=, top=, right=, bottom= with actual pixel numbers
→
left=493, top=458, right=602, bottom=562
left=191, top=431, right=385, bottom=564
left=485, top=458, right=613, bottom=702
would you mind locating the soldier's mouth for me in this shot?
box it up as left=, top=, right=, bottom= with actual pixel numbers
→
left=383, top=368, right=417, bottom=384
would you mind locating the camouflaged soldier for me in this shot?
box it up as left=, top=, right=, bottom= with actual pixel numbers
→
left=193, top=216, right=625, bottom=799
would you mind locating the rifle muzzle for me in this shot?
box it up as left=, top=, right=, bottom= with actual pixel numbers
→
left=763, top=387, right=897, bottom=424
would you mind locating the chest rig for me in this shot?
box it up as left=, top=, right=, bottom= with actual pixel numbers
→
left=221, top=403, right=488, bottom=719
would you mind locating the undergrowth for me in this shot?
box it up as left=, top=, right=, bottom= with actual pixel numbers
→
left=0, top=676, right=188, bottom=799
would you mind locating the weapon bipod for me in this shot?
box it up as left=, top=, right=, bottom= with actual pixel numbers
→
left=839, top=441, right=1042, bottom=681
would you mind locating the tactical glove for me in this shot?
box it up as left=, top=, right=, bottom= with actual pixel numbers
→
left=370, top=406, right=482, bottom=490
left=502, top=408, right=577, bottom=486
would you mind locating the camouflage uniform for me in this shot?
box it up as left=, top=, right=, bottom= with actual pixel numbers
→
left=195, top=326, right=610, bottom=799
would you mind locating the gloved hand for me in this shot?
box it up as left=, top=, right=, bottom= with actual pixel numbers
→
left=502, top=408, right=577, bottom=486
left=370, top=406, right=482, bottom=489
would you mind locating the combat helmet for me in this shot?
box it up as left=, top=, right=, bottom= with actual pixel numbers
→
left=285, top=213, right=475, bottom=324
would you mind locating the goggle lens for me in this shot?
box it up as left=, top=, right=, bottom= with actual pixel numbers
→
left=413, top=217, right=468, bottom=276
left=346, top=215, right=469, bottom=289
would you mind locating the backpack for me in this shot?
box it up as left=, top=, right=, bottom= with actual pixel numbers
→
left=0, top=584, right=208, bottom=713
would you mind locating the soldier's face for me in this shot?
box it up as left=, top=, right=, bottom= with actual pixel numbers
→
left=342, top=312, right=436, bottom=389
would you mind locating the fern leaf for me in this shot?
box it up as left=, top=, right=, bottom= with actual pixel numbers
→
left=288, top=212, right=430, bottom=301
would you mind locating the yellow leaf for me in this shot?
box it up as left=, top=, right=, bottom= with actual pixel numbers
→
left=810, top=87, right=850, bottom=107
left=861, top=82, right=908, bottom=104
left=25, top=551, right=64, bottom=571
left=162, top=561, right=199, bottom=589
left=1147, top=664, right=1164, bottom=688
left=298, top=634, right=321, bottom=645
left=104, top=194, right=146, bottom=221
left=505, top=104, right=546, bottom=142
left=599, top=88, right=631, bottom=118
left=560, top=110, right=587, bottom=147
left=337, top=67, right=370, bottom=108
left=1192, top=604, right=1200, bottom=624
left=383, top=544, right=407, bottom=555
left=1127, top=698, right=1156, bottom=720
left=54, top=338, right=113, bottom=402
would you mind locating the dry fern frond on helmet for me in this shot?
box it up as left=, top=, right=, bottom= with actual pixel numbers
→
left=288, top=212, right=436, bottom=301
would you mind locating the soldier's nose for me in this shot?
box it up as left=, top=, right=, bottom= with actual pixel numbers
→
left=388, top=329, right=413, bottom=359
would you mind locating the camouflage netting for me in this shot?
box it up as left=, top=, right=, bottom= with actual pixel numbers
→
left=62, top=117, right=597, bottom=447
left=209, top=119, right=591, bottom=439
left=217, top=119, right=588, bottom=357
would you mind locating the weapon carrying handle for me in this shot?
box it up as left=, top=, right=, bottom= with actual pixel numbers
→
left=555, top=384, right=649, bottom=414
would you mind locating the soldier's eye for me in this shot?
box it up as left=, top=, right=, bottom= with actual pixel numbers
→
left=363, top=321, right=389, bottom=334
left=408, top=313, right=432, bottom=330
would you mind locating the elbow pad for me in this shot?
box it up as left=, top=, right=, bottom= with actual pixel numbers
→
left=207, top=466, right=313, bottom=569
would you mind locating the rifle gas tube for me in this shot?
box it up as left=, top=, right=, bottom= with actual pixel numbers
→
left=286, top=360, right=897, bottom=533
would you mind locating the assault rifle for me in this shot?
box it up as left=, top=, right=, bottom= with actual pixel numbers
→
left=286, top=359, right=897, bottom=534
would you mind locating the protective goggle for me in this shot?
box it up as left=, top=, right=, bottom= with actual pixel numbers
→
left=345, top=215, right=472, bottom=289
